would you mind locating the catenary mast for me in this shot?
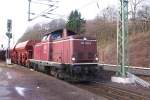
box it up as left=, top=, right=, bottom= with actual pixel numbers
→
left=117, top=0, right=129, bottom=77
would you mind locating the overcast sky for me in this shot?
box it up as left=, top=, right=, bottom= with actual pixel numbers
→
left=0, top=0, right=148, bottom=48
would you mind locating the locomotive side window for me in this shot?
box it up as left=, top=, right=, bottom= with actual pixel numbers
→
left=67, top=30, right=77, bottom=36
left=42, top=35, right=48, bottom=41
left=51, top=31, right=62, bottom=40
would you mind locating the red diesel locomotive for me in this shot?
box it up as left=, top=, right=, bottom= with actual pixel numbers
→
left=11, top=29, right=99, bottom=81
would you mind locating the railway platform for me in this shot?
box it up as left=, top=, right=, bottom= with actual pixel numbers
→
left=0, top=61, right=107, bottom=100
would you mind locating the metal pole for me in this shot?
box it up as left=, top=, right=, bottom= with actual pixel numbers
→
left=6, top=19, right=12, bottom=64
left=28, top=0, right=31, bottom=21
left=117, top=0, right=129, bottom=77
left=8, top=38, right=10, bottom=59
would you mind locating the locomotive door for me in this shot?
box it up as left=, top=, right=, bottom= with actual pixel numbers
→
left=28, top=50, right=33, bottom=59
left=49, top=42, right=52, bottom=61
left=62, top=40, right=70, bottom=64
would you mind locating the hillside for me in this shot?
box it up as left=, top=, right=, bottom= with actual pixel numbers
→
left=98, top=32, right=150, bottom=67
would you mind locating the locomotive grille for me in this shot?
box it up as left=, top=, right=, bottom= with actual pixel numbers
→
left=77, top=52, right=84, bottom=59
left=77, top=60, right=94, bottom=63
left=77, top=52, right=95, bottom=59
left=88, top=52, right=94, bottom=59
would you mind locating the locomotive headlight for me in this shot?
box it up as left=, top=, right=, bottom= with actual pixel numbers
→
left=72, top=57, right=76, bottom=61
left=95, top=57, right=99, bottom=61
left=83, top=37, right=87, bottom=40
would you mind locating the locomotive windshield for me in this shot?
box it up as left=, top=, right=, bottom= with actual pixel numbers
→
left=50, top=29, right=77, bottom=40
left=42, top=29, right=77, bottom=41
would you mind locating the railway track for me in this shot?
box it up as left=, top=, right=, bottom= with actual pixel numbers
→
left=75, top=82, right=150, bottom=100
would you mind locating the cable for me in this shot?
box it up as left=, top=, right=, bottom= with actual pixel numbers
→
left=28, top=0, right=59, bottom=21
left=32, top=1, right=55, bottom=6
left=29, top=0, right=100, bottom=21
left=77, top=0, right=98, bottom=10
left=30, top=7, right=52, bottom=21
left=47, top=13, right=67, bottom=18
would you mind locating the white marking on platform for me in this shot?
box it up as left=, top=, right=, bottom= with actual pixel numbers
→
left=69, top=91, right=77, bottom=95
left=0, top=68, right=2, bottom=72
left=15, top=87, right=26, bottom=97
left=0, top=81, right=9, bottom=86
left=91, top=98, right=94, bottom=100
left=6, top=72, right=12, bottom=79
left=30, top=69, right=34, bottom=71
left=0, top=87, right=10, bottom=96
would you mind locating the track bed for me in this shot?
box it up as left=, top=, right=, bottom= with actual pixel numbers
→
left=75, top=81, right=150, bottom=100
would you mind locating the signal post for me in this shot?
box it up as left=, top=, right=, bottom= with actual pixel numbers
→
left=6, top=19, right=12, bottom=65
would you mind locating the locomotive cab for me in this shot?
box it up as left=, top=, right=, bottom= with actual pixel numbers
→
left=68, top=35, right=99, bottom=81
left=71, top=35, right=98, bottom=63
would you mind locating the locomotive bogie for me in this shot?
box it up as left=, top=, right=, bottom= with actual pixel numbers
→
left=28, top=59, right=99, bottom=82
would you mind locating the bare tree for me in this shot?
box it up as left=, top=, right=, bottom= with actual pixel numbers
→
left=137, top=5, right=150, bottom=32
left=101, top=7, right=117, bottom=22
left=129, top=0, right=145, bottom=33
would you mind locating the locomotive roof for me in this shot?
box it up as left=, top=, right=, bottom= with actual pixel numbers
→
left=15, top=40, right=29, bottom=49
left=44, top=29, right=77, bottom=36
left=15, top=40, right=39, bottom=50
left=43, top=29, right=96, bottom=40
left=70, top=34, right=96, bottom=39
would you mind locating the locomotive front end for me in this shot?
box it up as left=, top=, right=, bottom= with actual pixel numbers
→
left=69, top=35, right=99, bottom=81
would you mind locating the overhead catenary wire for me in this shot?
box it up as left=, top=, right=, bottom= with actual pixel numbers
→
left=31, top=0, right=59, bottom=6
left=32, top=1, right=55, bottom=6
left=29, top=0, right=101, bottom=21
left=77, top=0, right=98, bottom=11
left=28, top=0, right=59, bottom=21
left=30, top=7, right=52, bottom=21
left=45, top=0, right=100, bottom=20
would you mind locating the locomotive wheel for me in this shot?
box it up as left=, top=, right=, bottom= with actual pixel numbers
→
left=50, top=68, right=55, bottom=76
left=51, top=69, right=62, bottom=79
left=44, top=67, right=50, bottom=75
left=33, top=64, right=38, bottom=71
left=50, top=67, right=64, bottom=79
left=55, top=71, right=60, bottom=78
left=54, top=71, right=59, bottom=78
left=26, top=63, right=29, bottom=68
